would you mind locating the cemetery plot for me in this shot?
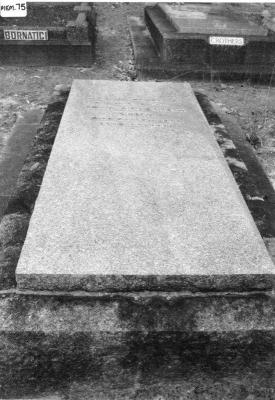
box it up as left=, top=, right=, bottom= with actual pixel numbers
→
left=0, top=4, right=274, bottom=397
left=137, top=3, right=275, bottom=76
left=0, top=2, right=96, bottom=66
left=16, top=80, right=274, bottom=293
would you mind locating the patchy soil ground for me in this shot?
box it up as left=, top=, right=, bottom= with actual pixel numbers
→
left=0, top=2, right=274, bottom=187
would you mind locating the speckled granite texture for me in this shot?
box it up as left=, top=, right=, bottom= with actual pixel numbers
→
left=16, top=80, right=274, bottom=292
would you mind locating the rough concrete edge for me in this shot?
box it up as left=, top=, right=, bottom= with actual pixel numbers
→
left=263, top=237, right=275, bottom=260
left=0, top=85, right=70, bottom=290
left=195, top=90, right=275, bottom=260
left=0, top=290, right=274, bottom=333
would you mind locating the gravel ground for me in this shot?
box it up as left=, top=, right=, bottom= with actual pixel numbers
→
left=0, top=2, right=274, bottom=187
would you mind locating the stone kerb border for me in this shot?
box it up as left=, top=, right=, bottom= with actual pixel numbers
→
left=195, top=92, right=275, bottom=262
left=0, top=85, right=70, bottom=289
left=195, top=92, right=275, bottom=239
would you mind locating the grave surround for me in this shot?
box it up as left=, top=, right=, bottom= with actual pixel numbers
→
left=16, top=80, right=274, bottom=292
left=0, top=2, right=96, bottom=66
left=143, top=3, right=275, bottom=75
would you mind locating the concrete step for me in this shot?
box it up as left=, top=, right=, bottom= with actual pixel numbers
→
left=0, top=290, right=273, bottom=398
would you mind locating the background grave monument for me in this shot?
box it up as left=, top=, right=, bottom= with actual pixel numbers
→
left=0, top=2, right=96, bottom=66
left=141, top=3, right=275, bottom=76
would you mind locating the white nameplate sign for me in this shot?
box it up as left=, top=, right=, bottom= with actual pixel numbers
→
left=4, top=30, right=48, bottom=41
left=0, top=1, right=27, bottom=17
left=209, top=36, right=244, bottom=46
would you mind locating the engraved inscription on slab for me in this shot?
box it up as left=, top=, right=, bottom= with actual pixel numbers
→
left=4, top=29, right=48, bottom=41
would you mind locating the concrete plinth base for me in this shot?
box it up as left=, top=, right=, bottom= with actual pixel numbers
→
left=0, top=290, right=273, bottom=398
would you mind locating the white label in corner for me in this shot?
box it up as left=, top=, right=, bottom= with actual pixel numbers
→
left=209, top=36, right=244, bottom=46
left=0, top=1, right=27, bottom=17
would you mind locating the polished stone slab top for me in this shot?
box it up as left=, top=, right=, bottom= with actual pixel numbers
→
left=159, top=3, right=268, bottom=36
left=16, top=80, right=274, bottom=292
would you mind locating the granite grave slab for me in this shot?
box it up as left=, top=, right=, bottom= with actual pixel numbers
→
left=16, top=80, right=274, bottom=292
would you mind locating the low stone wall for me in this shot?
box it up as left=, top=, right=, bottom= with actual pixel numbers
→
left=0, top=3, right=96, bottom=66
left=0, top=85, right=69, bottom=289
left=0, top=2, right=96, bottom=43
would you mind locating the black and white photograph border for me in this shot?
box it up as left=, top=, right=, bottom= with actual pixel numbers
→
left=0, top=1, right=274, bottom=399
